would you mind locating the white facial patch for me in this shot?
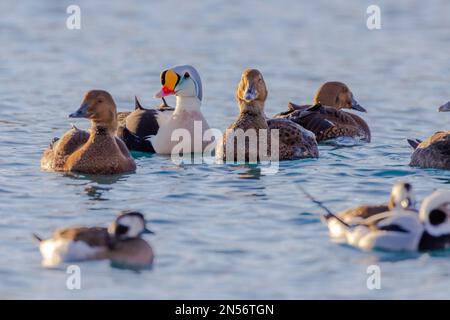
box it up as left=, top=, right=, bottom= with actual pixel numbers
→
left=390, top=182, right=413, bottom=209
left=117, top=215, right=144, bottom=238
left=420, top=191, right=450, bottom=237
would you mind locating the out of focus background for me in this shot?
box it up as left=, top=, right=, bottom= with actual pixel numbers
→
left=1, top=0, right=450, bottom=299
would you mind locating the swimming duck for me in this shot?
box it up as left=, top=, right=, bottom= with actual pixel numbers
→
left=327, top=190, right=450, bottom=252
left=117, top=65, right=211, bottom=154
left=117, top=97, right=174, bottom=152
left=274, top=81, right=370, bottom=143
left=216, top=69, right=318, bottom=162
left=326, top=182, right=416, bottom=240
left=408, top=102, right=450, bottom=170
left=41, top=90, right=136, bottom=175
left=33, top=211, right=154, bottom=268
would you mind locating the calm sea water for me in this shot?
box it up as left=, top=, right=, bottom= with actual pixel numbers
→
left=1, top=0, right=450, bottom=299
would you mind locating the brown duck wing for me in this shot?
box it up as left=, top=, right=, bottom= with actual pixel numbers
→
left=347, top=113, right=371, bottom=142
left=339, top=204, right=389, bottom=220
left=410, top=131, right=450, bottom=169
left=267, top=118, right=318, bottom=159
left=117, top=112, right=131, bottom=128
left=54, top=227, right=111, bottom=247
left=41, top=127, right=90, bottom=171
left=288, top=105, right=365, bottom=142
left=273, top=102, right=311, bottom=118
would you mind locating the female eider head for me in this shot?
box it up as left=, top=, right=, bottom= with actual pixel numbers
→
left=69, top=90, right=118, bottom=131
left=313, top=81, right=366, bottom=112
left=154, top=65, right=202, bottom=101
left=236, top=69, right=268, bottom=111
left=108, top=211, right=153, bottom=241
left=420, top=190, right=450, bottom=237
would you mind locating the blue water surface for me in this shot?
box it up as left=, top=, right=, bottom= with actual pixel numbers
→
left=1, top=0, right=450, bottom=299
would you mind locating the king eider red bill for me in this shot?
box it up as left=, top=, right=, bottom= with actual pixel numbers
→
left=154, top=69, right=180, bottom=98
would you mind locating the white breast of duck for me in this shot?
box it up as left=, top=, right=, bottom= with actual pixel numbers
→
left=150, top=96, right=210, bottom=154
left=149, top=65, right=211, bottom=155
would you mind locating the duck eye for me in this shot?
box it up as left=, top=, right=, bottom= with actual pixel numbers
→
left=97, top=99, right=103, bottom=103
left=429, top=209, right=447, bottom=226
left=184, top=72, right=190, bottom=78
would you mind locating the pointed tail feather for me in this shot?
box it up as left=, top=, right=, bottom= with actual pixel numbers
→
left=134, top=96, right=145, bottom=110
left=407, top=138, right=421, bottom=150
left=32, top=233, right=43, bottom=243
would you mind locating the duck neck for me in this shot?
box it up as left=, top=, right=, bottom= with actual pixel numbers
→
left=174, top=96, right=202, bottom=115
left=239, top=100, right=265, bottom=118
left=90, top=121, right=116, bottom=138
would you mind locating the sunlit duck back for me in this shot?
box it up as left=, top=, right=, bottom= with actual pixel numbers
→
left=408, top=101, right=450, bottom=170
left=275, top=81, right=370, bottom=143
left=216, top=69, right=318, bottom=162
left=41, top=90, right=136, bottom=174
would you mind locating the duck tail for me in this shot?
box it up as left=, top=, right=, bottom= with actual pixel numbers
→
left=306, top=103, right=322, bottom=112
left=134, top=96, right=145, bottom=110
left=407, top=138, right=421, bottom=150
left=32, top=233, right=43, bottom=243
left=296, top=185, right=352, bottom=229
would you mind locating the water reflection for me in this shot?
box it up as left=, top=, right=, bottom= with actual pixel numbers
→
left=62, top=172, right=131, bottom=185
left=62, top=172, right=132, bottom=201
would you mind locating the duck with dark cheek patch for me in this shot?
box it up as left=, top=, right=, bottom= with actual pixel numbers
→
left=33, top=211, right=154, bottom=268
left=41, top=90, right=136, bottom=175
left=216, top=68, right=318, bottom=162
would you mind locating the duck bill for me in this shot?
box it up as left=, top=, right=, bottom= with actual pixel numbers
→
left=244, top=85, right=257, bottom=101
left=142, top=227, right=154, bottom=234
left=69, top=103, right=90, bottom=118
left=154, top=86, right=175, bottom=98
left=351, top=97, right=367, bottom=112
left=439, top=101, right=450, bottom=112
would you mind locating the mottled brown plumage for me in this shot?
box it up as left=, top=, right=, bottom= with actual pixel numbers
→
left=410, top=131, right=450, bottom=169
left=41, top=90, right=136, bottom=174
left=217, top=69, right=318, bottom=161
left=409, top=102, right=450, bottom=170
left=274, top=82, right=371, bottom=142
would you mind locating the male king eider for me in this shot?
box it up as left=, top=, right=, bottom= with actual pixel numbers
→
left=118, top=65, right=211, bottom=154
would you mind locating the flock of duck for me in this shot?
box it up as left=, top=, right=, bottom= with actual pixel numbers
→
left=36, top=65, right=450, bottom=268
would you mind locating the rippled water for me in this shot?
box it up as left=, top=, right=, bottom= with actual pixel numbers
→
left=1, top=0, right=450, bottom=299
